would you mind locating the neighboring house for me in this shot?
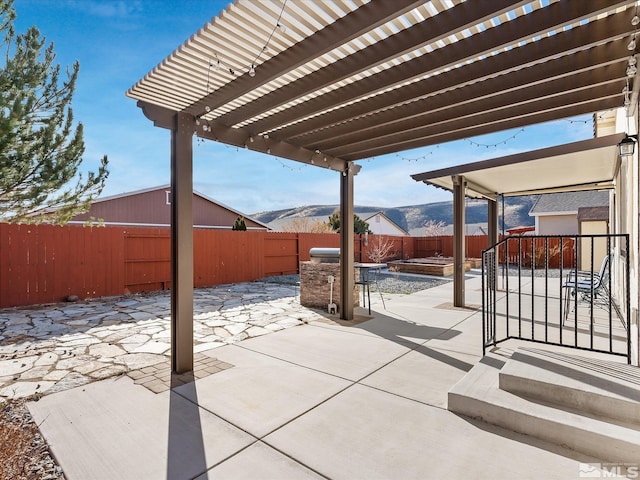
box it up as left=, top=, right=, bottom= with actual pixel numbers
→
left=69, top=185, right=270, bottom=230
left=529, top=191, right=610, bottom=235
left=267, top=215, right=330, bottom=232
left=441, top=223, right=487, bottom=236
left=408, top=223, right=487, bottom=236
left=269, top=211, right=408, bottom=235
left=359, top=211, right=408, bottom=236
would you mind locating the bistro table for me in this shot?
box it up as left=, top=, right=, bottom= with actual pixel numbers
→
left=354, top=262, right=387, bottom=314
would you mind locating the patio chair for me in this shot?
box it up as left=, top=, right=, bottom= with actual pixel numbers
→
left=562, top=255, right=610, bottom=325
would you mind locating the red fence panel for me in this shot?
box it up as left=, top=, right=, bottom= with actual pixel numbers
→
left=414, top=237, right=442, bottom=257
left=5, top=223, right=529, bottom=308
left=500, top=236, right=576, bottom=269
left=298, top=233, right=339, bottom=262
left=195, top=230, right=266, bottom=286
left=360, top=235, right=406, bottom=263
left=0, top=223, right=125, bottom=307
left=263, top=232, right=298, bottom=276
left=124, top=228, right=171, bottom=293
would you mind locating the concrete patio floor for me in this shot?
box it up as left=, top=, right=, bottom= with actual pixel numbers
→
left=26, top=277, right=613, bottom=479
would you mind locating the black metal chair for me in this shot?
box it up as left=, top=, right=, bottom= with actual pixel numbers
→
left=562, top=255, right=610, bottom=325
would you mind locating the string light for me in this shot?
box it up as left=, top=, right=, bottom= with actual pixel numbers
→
left=394, top=146, right=439, bottom=163
left=563, top=117, right=592, bottom=124
left=466, top=128, right=525, bottom=148
left=196, top=1, right=289, bottom=136
left=277, top=159, right=304, bottom=171
left=624, top=79, right=631, bottom=111
left=202, top=0, right=288, bottom=88
left=628, top=37, right=636, bottom=51
left=624, top=5, right=638, bottom=110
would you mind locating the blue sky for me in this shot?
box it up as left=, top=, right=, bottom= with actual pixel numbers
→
left=13, top=0, right=594, bottom=215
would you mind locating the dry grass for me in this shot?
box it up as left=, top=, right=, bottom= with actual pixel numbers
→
left=0, top=400, right=63, bottom=479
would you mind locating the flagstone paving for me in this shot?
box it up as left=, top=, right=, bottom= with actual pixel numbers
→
left=0, top=282, right=322, bottom=401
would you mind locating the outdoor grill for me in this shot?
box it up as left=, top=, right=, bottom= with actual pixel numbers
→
left=309, top=247, right=340, bottom=263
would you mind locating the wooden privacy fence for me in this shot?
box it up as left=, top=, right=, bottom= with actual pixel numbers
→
left=1, top=224, right=545, bottom=308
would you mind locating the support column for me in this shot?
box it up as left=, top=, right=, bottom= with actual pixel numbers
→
left=171, top=112, right=195, bottom=373
left=488, top=197, right=500, bottom=290
left=340, top=163, right=355, bottom=320
left=488, top=198, right=499, bottom=248
left=453, top=175, right=466, bottom=307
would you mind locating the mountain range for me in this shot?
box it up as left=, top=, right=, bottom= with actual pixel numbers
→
left=252, top=195, right=538, bottom=234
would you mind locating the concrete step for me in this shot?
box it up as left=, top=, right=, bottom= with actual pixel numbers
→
left=448, top=350, right=640, bottom=463
left=499, top=347, right=640, bottom=427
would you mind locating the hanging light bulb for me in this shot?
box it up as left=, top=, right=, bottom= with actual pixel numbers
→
left=627, top=64, right=637, bottom=77
left=630, top=56, right=637, bottom=67
left=277, top=22, right=286, bottom=33
left=633, top=15, right=640, bottom=26
left=267, top=148, right=271, bottom=154
left=628, top=36, right=636, bottom=51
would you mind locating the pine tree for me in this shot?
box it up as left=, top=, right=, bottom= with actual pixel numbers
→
left=232, top=216, right=247, bottom=231
left=327, top=211, right=370, bottom=234
left=0, top=0, right=108, bottom=224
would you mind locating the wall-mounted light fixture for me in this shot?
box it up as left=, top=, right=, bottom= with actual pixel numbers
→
left=618, top=133, right=638, bottom=157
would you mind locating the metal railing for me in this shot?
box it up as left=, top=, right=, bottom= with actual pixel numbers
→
left=482, top=234, right=630, bottom=363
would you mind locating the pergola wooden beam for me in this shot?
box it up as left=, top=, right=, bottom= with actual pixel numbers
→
left=184, top=0, right=425, bottom=118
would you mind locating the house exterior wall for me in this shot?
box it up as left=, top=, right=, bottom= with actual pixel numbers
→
left=536, top=214, right=578, bottom=235
left=612, top=108, right=639, bottom=365
left=72, top=189, right=170, bottom=225
left=578, top=220, right=608, bottom=272
left=70, top=188, right=266, bottom=229
left=367, top=214, right=406, bottom=236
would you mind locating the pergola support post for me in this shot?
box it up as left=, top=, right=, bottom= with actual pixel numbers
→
left=340, top=163, right=355, bottom=320
left=171, top=112, right=195, bottom=373
left=453, top=175, right=466, bottom=307
left=488, top=198, right=499, bottom=247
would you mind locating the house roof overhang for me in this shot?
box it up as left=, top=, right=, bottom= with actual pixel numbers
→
left=410, top=133, right=625, bottom=200
left=126, top=1, right=639, bottom=173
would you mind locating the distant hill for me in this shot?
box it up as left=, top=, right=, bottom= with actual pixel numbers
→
left=251, top=196, right=538, bottom=234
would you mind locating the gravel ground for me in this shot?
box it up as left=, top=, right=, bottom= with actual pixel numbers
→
left=0, top=400, right=65, bottom=480
left=504, top=266, right=563, bottom=278
left=259, top=272, right=449, bottom=294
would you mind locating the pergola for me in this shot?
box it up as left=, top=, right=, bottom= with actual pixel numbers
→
left=126, top=0, right=638, bottom=372
left=412, top=133, right=625, bottom=305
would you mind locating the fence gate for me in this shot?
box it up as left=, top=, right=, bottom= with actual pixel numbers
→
left=124, top=230, right=171, bottom=293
